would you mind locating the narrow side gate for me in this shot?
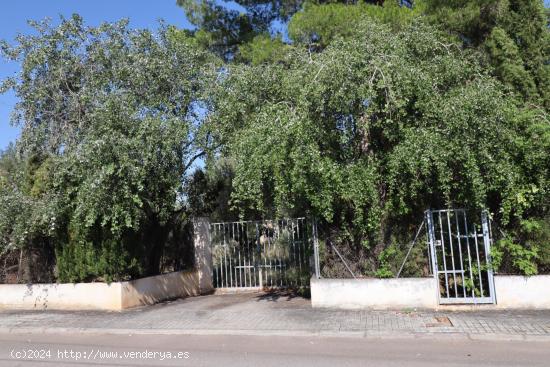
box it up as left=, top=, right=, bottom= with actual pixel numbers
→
left=426, top=209, right=496, bottom=304
left=210, top=218, right=313, bottom=289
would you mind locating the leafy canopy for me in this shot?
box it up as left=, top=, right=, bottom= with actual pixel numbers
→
left=0, top=15, right=217, bottom=281
left=210, top=19, right=549, bottom=275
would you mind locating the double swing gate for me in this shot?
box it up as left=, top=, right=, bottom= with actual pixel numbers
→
left=426, top=209, right=496, bottom=304
left=210, top=218, right=313, bottom=289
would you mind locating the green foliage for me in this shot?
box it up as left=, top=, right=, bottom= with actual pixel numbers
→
left=184, top=159, right=237, bottom=221
left=289, top=1, right=422, bottom=48
left=374, top=245, right=398, bottom=278
left=0, top=145, right=17, bottom=190
left=423, top=0, right=550, bottom=108
left=0, top=16, right=216, bottom=282
left=421, top=0, right=506, bottom=45
left=176, top=0, right=303, bottom=59
left=176, top=0, right=412, bottom=59
left=484, top=27, right=537, bottom=102
left=210, top=18, right=549, bottom=274
left=492, top=218, right=550, bottom=275
left=0, top=152, right=59, bottom=250
left=492, top=238, right=539, bottom=275
left=2, top=0, right=550, bottom=281
left=56, top=238, right=139, bottom=283
left=238, top=34, right=291, bottom=65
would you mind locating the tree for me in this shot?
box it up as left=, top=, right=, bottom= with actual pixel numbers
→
left=177, top=0, right=549, bottom=107
left=0, top=15, right=218, bottom=281
left=176, top=0, right=301, bottom=59
left=176, top=0, right=391, bottom=59
left=0, top=147, right=59, bottom=282
left=422, top=0, right=550, bottom=108
left=288, top=1, right=422, bottom=48
left=237, top=33, right=291, bottom=65
left=210, top=19, right=549, bottom=275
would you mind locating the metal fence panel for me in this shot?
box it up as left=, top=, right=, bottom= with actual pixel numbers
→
left=210, top=218, right=312, bottom=289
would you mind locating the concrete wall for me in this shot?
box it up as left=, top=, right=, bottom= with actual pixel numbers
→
left=0, top=216, right=215, bottom=311
left=494, top=275, right=550, bottom=310
left=312, top=275, right=550, bottom=310
left=121, top=270, right=200, bottom=309
left=0, top=282, right=123, bottom=310
left=311, top=277, right=438, bottom=310
left=0, top=270, right=200, bottom=311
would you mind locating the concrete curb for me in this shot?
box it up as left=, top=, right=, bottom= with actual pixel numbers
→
left=1, top=326, right=549, bottom=342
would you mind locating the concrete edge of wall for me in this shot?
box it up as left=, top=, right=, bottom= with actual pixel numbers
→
left=311, top=275, right=550, bottom=310
left=0, top=270, right=200, bottom=311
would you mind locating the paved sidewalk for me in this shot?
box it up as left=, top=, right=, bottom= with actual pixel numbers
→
left=1, top=292, right=550, bottom=341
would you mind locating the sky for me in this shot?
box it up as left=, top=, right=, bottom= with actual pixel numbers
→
left=0, top=0, right=194, bottom=151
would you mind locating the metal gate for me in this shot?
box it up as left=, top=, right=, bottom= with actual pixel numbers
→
left=426, top=209, right=496, bottom=304
left=210, top=218, right=312, bottom=289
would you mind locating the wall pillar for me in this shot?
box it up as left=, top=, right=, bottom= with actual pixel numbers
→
left=193, top=217, right=213, bottom=294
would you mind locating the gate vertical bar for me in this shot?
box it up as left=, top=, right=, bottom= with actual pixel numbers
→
left=472, top=225, right=485, bottom=297
left=291, top=219, right=296, bottom=285
left=236, top=223, right=242, bottom=287
left=481, top=211, right=496, bottom=303
left=279, top=219, right=290, bottom=286
left=313, top=218, right=321, bottom=279
left=299, top=219, right=304, bottom=285
left=446, top=211, right=458, bottom=297
left=217, top=224, right=221, bottom=287
left=267, top=223, right=272, bottom=287
left=425, top=210, right=438, bottom=278
left=427, top=230, right=432, bottom=276
left=463, top=212, right=475, bottom=300
left=426, top=210, right=440, bottom=303
left=229, top=224, right=234, bottom=287
left=273, top=220, right=283, bottom=286
left=454, top=211, right=467, bottom=298
left=256, top=223, right=262, bottom=289
left=223, top=223, right=228, bottom=288
left=438, top=212, right=450, bottom=298
left=247, top=222, right=252, bottom=286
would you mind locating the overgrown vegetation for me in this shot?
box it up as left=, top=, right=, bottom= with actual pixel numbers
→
left=0, top=17, right=214, bottom=282
left=0, top=0, right=548, bottom=282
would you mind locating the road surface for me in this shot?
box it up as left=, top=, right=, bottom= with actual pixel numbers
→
left=0, top=332, right=548, bottom=366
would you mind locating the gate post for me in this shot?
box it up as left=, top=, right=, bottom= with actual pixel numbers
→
left=481, top=211, right=497, bottom=303
left=312, top=219, right=321, bottom=279
left=193, top=217, right=213, bottom=294
left=425, top=210, right=438, bottom=277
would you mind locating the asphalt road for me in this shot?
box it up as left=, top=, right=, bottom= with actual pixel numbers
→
left=0, top=332, right=549, bottom=367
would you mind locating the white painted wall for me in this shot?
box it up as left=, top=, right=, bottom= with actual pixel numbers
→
left=312, top=275, right=550, bottom=310
left=121, top=270, right=199, bottom=309
left=494, top=275, right=550, bottom=309
left=0, top=282, right=122, bottom=310
left=0, top=270, right=200, bottom=311
left=311, top=277, right=438, bottom=310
